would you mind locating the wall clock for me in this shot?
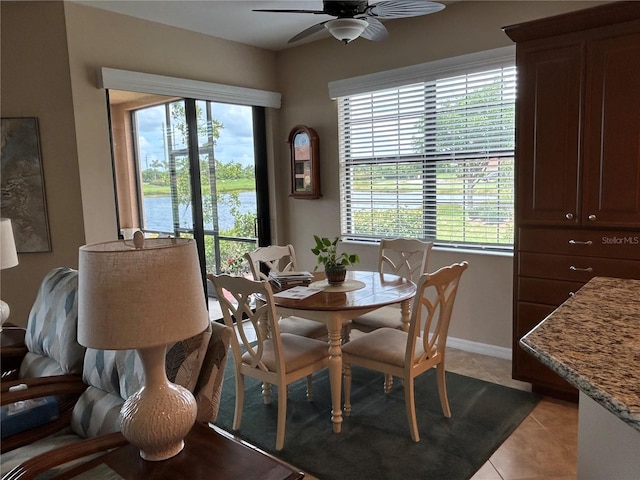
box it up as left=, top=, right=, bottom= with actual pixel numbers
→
left=288, top=125, right=321, bottom=199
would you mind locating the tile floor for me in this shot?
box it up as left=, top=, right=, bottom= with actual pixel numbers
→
left=447, top=349, right=579, bottom=480
left=215, top=308, right=579, bottom=480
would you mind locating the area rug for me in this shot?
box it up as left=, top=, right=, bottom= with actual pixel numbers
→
left=215, top=355, right=539, bottom=480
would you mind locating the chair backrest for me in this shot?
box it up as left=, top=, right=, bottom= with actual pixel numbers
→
left=20, top=267, right=86, bottom=378
left=70, top=321, right=231, bottom=439
left=245, top=244, right=298, bottom=281
left=377, top=238, right=433, bottom=283
left=405, top=262, right=468, bottom=366
left=209, top=274, right=285, bottom=376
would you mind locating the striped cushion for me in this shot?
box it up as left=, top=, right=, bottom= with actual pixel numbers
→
left=20, top=267, right=85, bottom=378
left=71, top=324, right=213, bottom=438
left=194, top=321, right=232, bottom=423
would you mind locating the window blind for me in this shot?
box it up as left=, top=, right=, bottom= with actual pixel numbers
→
left=338, top=63, right=516, bottom=250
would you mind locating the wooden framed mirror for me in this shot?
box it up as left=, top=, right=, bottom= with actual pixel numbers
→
left=288, top=125, right=320, bottom=199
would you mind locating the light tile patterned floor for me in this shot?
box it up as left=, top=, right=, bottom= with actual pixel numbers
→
left=447, top=349, right=578, bottom=480
left=216, top=311, right=578, bottom=480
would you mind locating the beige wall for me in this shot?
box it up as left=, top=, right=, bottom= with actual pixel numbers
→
left=62, top=1, right=280, bottom=244
left=1, top=1, right=85, bottom=324
left=273, top=1, right=608, bottom=350
left=0, top=0, right=280, bottom=327
left=1, top=1, right=607, bottom=350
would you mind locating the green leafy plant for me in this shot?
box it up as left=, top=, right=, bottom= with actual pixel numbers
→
left=311, top=235, right=360, bottom=271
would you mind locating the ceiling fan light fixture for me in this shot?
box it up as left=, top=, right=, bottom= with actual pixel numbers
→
left=325, top=18, right=368, bottom=44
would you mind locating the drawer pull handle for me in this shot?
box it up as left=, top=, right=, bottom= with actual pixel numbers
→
left=569, top=266, right=593, bottom=273
left=588, top=214, right=597, bottom=221
left=569, top=292, right=575, bottom=297
left=565, top=213, right=574, bottom=220
left=568, top=240, right=593, bottom=246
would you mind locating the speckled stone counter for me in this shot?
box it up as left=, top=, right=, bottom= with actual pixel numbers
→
left=520, top=276, right=640, bottom=433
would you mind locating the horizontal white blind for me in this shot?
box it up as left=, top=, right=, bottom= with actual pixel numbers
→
left=338, top=64, right=515, bottom=250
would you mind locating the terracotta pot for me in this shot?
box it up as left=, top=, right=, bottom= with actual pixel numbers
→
left=325, top=265, right=346, bottom=285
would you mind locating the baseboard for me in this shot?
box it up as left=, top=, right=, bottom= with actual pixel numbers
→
left=447, top=336, right=512, bottom=360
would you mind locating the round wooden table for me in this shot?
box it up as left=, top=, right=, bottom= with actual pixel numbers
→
left=272, top=270, right=416, bottom=433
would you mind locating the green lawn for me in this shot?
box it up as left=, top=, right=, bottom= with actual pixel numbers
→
left=142, top=178, right=255, bottom=197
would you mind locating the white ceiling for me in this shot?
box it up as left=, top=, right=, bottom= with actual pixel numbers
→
left=72, top=1, right=447, bottom=51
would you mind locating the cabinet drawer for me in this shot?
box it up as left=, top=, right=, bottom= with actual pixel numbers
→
left=519, top=252, right=640, bottom=282
left=517, top=277, right=584, bottom=306
left=519, top=227, right=640, bottom=259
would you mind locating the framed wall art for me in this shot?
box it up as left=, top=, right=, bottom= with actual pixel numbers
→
left=1, top=117, right=51, bottom=252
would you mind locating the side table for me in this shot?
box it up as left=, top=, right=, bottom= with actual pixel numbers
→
left=1, top=323, right=27, bottom=380
left=54, top=422, right=305, bottom=480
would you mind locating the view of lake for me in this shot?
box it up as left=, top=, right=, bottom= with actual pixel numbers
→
left=143, top=191, right=257, bottom=232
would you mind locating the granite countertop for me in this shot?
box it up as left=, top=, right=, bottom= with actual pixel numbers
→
left=520, top=276, right=640, bottom=433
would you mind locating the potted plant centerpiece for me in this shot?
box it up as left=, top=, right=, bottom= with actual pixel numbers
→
left=311, top=235, right=360, bottom=286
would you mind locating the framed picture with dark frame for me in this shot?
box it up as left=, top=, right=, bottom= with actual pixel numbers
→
left=1, top=117, right=51, bottom=252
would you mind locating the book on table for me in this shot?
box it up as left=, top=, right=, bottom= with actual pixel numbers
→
left=269, top=271, right=313, bottom=289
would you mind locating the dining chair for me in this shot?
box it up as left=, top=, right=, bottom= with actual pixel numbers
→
left=210, top=274, right=329, bottom=451
left=245, top=244, right=326, bottom=340
left=342, top=261, right=468, bottom=442
left=350, top=238, right=433, bottom=333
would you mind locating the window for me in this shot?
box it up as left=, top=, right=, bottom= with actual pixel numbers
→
left=102, top=68, right=280, bottom=287
left=337, top=59, right=515, bottom=250
left=127, top=99, right=263, bottom=276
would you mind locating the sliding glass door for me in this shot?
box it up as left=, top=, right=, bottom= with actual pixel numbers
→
left=108, top=90, right=268, bottom=281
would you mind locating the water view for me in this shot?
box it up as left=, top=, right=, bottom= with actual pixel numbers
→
left=143, top=191, right=257, bottom=233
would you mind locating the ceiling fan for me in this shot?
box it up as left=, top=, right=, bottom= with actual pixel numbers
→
left=253, top=0, right=445, bottom=45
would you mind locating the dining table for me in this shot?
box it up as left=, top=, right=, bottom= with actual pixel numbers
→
left=271, top=270, right=417, bottom=434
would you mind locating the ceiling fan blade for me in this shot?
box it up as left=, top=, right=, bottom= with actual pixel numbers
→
left=359, top=17, right=388, bottom=41
left=252, top=9, right=326, bottom=14
left=288, top=21, right=329, bottom=44
left=366, top=0, right=445, bottom=19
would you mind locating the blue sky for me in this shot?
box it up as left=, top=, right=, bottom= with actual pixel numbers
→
left=135, top=101, right=255, bottom=169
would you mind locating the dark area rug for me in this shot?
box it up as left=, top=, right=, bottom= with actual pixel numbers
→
left=215, top=354, right=539, bottom=480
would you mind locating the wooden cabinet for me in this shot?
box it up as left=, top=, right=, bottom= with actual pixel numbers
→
left=515, top=27, right=640, bottom=228
left=505, top=3, right=640, bottom=399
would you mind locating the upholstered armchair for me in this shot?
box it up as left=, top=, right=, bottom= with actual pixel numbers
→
left=1, top=267, right=85, bottom=383
left=0, top=321, right=232, bottom=478
left=1, top=267, right=86, bottom=453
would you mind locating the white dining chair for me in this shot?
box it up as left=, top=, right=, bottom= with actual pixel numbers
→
left=350, top=238, right=433, bottom=333
left=209, top=274, right=329, bottom=451
left=342, top=261, right=468, bottom=442
left=245, top=244, right=326, bottom=340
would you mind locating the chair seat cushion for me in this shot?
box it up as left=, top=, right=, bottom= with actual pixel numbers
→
left=242, top=333, right=328, bottom=373
left=350, top=305, right=403, bottom=330
left=278, top=316, right=326, bottom=338
left=342, top=328, right=428, bottom=368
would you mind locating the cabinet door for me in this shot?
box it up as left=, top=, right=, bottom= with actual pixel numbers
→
left=517, top=42, right=583, bottom=226
left=583, top=31, right=640, bottom=227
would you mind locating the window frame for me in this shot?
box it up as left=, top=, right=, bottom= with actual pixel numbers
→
left=333, top=48, right=516, bottom=252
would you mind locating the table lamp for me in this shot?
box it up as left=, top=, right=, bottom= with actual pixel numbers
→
left=78, top=232, right=209, bottom=461
left=0, top=218, right=19, bottom=324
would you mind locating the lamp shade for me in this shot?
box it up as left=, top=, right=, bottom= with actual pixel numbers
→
left=325, top=18, right=368, bottom=44
left=78, top=237, right=208, bottom=350
left=0, top=218, right=19, bottom=270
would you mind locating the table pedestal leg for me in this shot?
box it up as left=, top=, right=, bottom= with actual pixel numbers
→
left=400, top=298, right=411, bottom=332
left=327, top=325, right=343, bottom=433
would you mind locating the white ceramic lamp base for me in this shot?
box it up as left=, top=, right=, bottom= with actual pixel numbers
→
left=0, top=299, right=10, bottom=325
left=121, top=346, right=197, bottom=461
